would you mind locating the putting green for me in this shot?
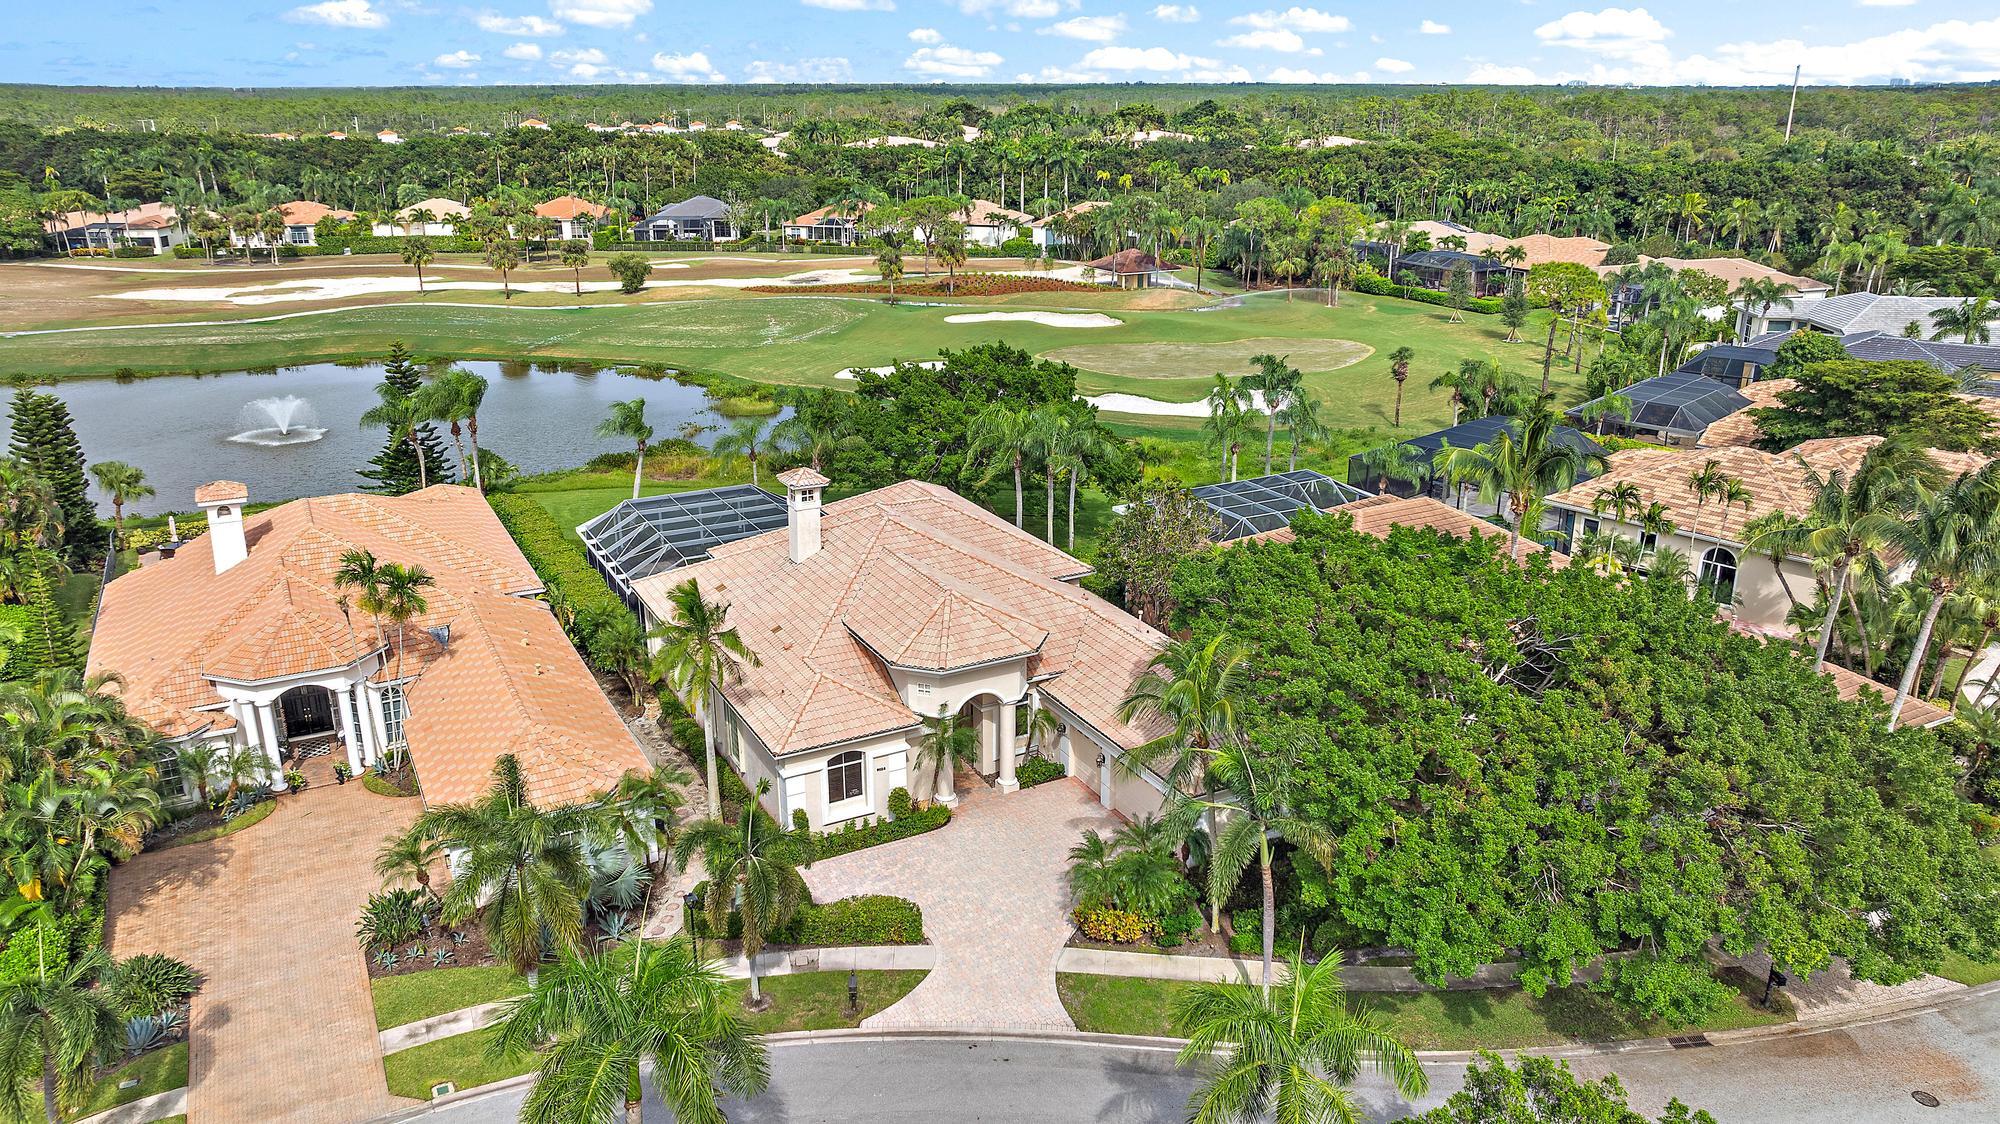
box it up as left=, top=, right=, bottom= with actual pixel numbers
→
left=1042, top=336, right=1372, bottom=380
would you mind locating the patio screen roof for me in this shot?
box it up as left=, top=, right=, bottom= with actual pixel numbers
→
left=578, top=484, right=788, bottom=602
left=1191, top=470, right=1370, bottom=541
left=1570, top=369, right=1750, bottom=437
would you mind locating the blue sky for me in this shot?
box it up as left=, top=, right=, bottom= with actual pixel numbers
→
left=13, top=3, right=2000, bottom=88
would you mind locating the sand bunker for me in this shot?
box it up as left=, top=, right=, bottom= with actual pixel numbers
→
left=942, top=311, right=1122, bottom=328
left=107, top=266, right=877, bottom=306
left=835, top=360, right=946, bottom=381
left=1084, top=391, right=1276, bottom=418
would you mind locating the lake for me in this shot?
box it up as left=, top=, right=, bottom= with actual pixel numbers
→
left=0, top=361, right=785, bottom=515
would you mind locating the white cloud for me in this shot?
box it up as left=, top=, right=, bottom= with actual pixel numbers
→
left=908, top=27, right=942, bottom=42
left=651, top=50, right=726, bottom=81
left=1858, top=0, right=1916, bottom=5
left=1466, top=63, right=1545, bottom=83
left=1229, top=7, right=1349, bottom=33
left=433, top=49, right=481, bottom=67
left=550, top=0, right=652, bottom=29
left=803, top=0, right=894, bottom=10
left=743, top=56, right=853, bottom=82
left=1374, top=56, right=1413, bottom=73
left=958, top=0, right=1063, bottom=17
left=1077, top=44, right=1225, bottom=72
left=285, top=0, right=387, bottom=28
left=502, top=41, right=543, bottom=59
left=1267, top=66, right=1368, bottom=82
left=1042, top=13, right=1124, bottom=41
left=905, top=44, right=1004, bottom=77
left=1533, top=7, right=1671, bottom=69
left=476, top=11, right=563, bottom=34
left=1509, top=13, right=2000, bottom=86
left=551, top=46, right=607, bottom=64
left=1419, top=19, right=1449, bottom=34
left=1151, top=3, right=1199, bottom=21
left=1219, top=28, right=1307, bottom=52
left=1019, top=64, right=1108, bottom=81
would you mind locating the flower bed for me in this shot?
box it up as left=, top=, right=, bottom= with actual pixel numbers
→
left=1016, top=755, right=1065, bottom=789
left=744, top=275, right=1099, bottom=297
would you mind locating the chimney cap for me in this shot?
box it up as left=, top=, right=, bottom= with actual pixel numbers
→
left=776, top=467, right=830, bottom=490
left=194, top=481, right=249, bottom=505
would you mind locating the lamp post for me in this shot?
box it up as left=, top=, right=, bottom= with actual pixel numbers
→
left=847, top=969, right=860, bottom=1015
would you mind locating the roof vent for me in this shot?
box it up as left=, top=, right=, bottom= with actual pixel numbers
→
left=427, top=624, right=451, bottom=647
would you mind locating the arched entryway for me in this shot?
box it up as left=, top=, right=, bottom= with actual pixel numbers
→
left=276, top=684, right=341, bottom=784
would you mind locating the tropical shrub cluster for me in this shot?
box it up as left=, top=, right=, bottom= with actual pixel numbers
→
left=1067, top=816, right=1200, bottom=947
left=1167, top=510, right=2000, bottom=1020
left=691, top=890, right=925, bottom=947
left=810, top=800, right=951, bottom=860
left=1351, top=270, right=1504, bottom=314
left=1015, top=755, right=1065, bottom=788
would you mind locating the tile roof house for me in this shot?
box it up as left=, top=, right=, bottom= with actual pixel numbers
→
left=229, top=200, right=358, bottom=248
left=88, top=482, right=646, bottom=809
left=373, top=198, right=470, bottom=238
left=44, top=202, right=183, bottom=254
left=1085, top=248, right=1170, bottom=289
left=1030, top=200, right=1109, bottom=251
left=1742, top=292, right=1964, bottom=340
left=629, top=474, right=1173, bottom=830
left=1251, top=494, right=1571, bottom=567
left=918, top=200, right=1031, bottom=248
left=635, top=195, right=737, bottom=242
left=533, top=195, right=612, bottom=240
left=783, top=203, right=877, bottom=246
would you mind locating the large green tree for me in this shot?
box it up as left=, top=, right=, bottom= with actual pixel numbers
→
left=1752, top=358, right=1995, bottom=453
left=356, top=343, right=454, bottom=495
left=1395, top=1053, right=1716, bottom=1124
left=6, top=392, right=95, bottom=565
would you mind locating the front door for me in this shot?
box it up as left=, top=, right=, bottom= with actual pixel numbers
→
left=279, top=687, right=335, bottom=740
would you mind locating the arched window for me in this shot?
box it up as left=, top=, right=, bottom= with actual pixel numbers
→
left=827, top=750, right=865, bottom=806
left=1698, top=547, right=1739, bottom=605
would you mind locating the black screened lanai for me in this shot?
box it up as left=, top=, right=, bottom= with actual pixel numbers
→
left=1567, top=369, right=1751, bottom=444
left=1190, top=470, right=1371, bottom=541
left=578, top=484, right=789, bottom=604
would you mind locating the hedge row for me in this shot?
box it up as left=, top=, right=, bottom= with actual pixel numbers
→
left=1016, top=755, right=1065, bottom=789
left=811, top=800, right=951, bottom=860
left=0, top=890, right=105, bottom=988
left=692, top=891, right=926, bottom=946
left=1353, top=272, right=1504, bottom=315
left=486, top=494, right=629, bottom=653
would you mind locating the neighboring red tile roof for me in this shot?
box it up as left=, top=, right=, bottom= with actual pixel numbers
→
left=631, top=479, right=1163, bottom=757
left=1697, top=379, right=1794, bottom=448
left=44, top=202, right=178, bottom=233
left=1251, top=494, right=1568, bottom=566
left=533, top=195, right=610, bottom=221
left=776, top=467, right=829, bottom=488
left=88, top=485, right=644, bottom=805
left=1088, top=248, right=1167, bottom=275
left=195, top=480, right=249, bottom=504
left=276, top=200, right=355, bottom=226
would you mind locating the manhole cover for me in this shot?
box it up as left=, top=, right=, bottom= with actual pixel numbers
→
left=1912, top=1091, right=1941, bottom=1108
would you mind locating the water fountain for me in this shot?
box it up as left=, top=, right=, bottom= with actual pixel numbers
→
left=229, top=395, right=328, bottom=446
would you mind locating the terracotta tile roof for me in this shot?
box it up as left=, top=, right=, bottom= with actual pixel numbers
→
left=44, top=202, right=178, bottom=233
left=89, top=485, right=640, bottom=804
left=276, top=201, right=354, bottom=226
left=1819, top=660, right=1952, bottom=729
left=394, top=198, right=470, bottom=220
left=1602, top=256, right=1828, bottom=295
left=195, top=481, right=249, bottom=504
left=1501, top=233, right=1611, bottom=267
left=959, top=199, right=1032, bottom=227
left=1251, top=495, right=1569, bottom=566
left=631, top=479, right=1164, bottom=757
left=1546, top=437, right=1994, bottom=546
left=788, top=204, right=874, bottom=226
left=1032, top=200, right=1109, bottom=227
left=776, top=467, right=830, bottom=488
left=1697, top=379, right=1794, bottom=448
left=1087, top=248, right=1167, bottom=275
left=533, top=195, right=610, bottom=221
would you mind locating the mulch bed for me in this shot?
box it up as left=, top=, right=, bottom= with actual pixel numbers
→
left=1067, top=927, right=1237, bottom=958
left=365, top=923, right=498, bottom=980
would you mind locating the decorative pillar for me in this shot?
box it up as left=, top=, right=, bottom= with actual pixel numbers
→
left=254, top=702, right=288, bottom=791
left=979, top=701, right=999, bottom=774
left=1097, top=748, right=1113, bottom=811
left=932, top=747, right=958, bottom=808
left=348, top=684, right=379, bottom=767
left=335, top=686, right=364, bottom=776
left=997, top=698, right=1020, bottom=793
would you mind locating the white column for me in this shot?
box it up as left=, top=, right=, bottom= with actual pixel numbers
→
left=254, top=702, right=288, bottom=791
left=979, top=701, right=999, bottom=774
left=997, top=698, right=1020, bottom=793
left=1097, top=746, right=1113, bottom=810
left=348, top=684, right=379, bottom=767
left=335, top=686, right=364, bottom=776
left=932, top=746, right=958, bottom=808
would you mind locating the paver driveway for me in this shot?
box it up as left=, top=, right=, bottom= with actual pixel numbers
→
left=106, top=782, right=421, bottom=1124
left=801, top=777, right=1117, bottom=1031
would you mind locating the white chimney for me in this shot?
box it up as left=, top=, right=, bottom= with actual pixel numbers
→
left=194, top=481, right=250, bottom=574
left=776, top=467, right=828, bottom=564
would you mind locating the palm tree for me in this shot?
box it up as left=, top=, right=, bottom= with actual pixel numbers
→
left=376, top=562, right=434, bottom=709
left=332, top=547, right=386, bottom=648
left=649, top=578, right=759, bottom=817
left=1357, top=442, right=1429, bottom=495
left=1051, top=421, right=1105, bottom=551
left=359, top=381, right=433, bottom=491
left=431, top=369, right=488, bottom=492
left=1885, top=466, right=2000, bottom=729
left=1245, top=355, right=1302, bottom=475
left=0, top=947, right=124, bottom=1124
left=966, top=405, right=1034, bottom=529
left=1795, top=443, right=1931, bottom=669
left=596, top=399, right=654, bottom=501
left=1931, top=296, right=2000, bottom=344
left=86, top=462, right=151, bottom=539
left=375, top=821, right=445, bottom=901
left=713, top=417, right=774, bottom=488
left=591, top=612, right=654, bottom=716
left=559, top=239, right=591, bottom=296
left=1203, top=374, right=1253, bottom=483
left=1435, top=394, right=1609, bottom=561
left=674, top=780, right=813, bottom=1008
left=488, top=937, right=768, bottom=1124
left=911, top=707, right=977, bottom=807
left=873, top=236, right=905, bottom=303
left=416, top=754, right=607, bottom=976
left=1278, top=393, right=1327, bottom=472
left=1027, top=407, right=1071, bottom=542
left=485, top=239, right=522, bottom=299
left=1118, top=635, right=1249, bottom=931
left=1172, top=951, right=1427, bottom=1124
left=1384, top=347, right=1415, bottom=429
left=173, top=741, right=220, bottom=807
left=1194, top=743, right=1333, bottom=994
left=400, top=236, right=434, bottom=293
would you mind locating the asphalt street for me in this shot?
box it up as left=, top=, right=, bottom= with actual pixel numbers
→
left=413, top=989, right=2000, bottom=1123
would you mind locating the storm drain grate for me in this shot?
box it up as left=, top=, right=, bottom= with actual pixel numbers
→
left=1912, top=1091, right=1941, bottom=1108
left=1665, top=1034, right=1712, bottom=1049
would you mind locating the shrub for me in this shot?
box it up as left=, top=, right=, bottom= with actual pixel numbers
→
left=744, top=274, right=1098, bottom=298
left=1353, top=271, right=1503, bottom=314
left=1016, top=755, right=1065, bottom=788
left=356, top=889, right=432, bottom=953
left=791, top=808, right=810, bottom=832
left=1074, top=905, right=1154, bottom=945
left=811, top=804, right=950, bottom=860
left=113, top=953, right=201, bottom=1016
left=1155, top=904, right=1203, bottom=949
left=886, top=786, right=914, bottom=819
left=488, top=493, right=631, bottom=658
left=607, top=252, right=653, bottom=293
left=781, top=895, right=925, bottom=945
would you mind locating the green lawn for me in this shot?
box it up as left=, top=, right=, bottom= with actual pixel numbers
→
left=372, top=966, right=529, bottom=1030
left=147, top=798, right=275, bottom=851
left=1937, top=951, right=2000, bottom=987
left=1056, top=974, right=1789, bottom=1049
left=0, top=289, right=1577, bottom=438
left=384, top=970, right=929, bottom=1101
left=63, top=1042, right=188, bottom=1122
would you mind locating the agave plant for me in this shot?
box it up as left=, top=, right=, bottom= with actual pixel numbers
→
left=429, top=946, right=456, bottom=967
left=373, top=949, right=401, bottom=971
left=449, top=930, right=470, bottom=946
left=356, top=888, right=432, bottom=952
left=598, top=911, right=633, bottom=945
left=123, top=1013, right=179, bottom=1056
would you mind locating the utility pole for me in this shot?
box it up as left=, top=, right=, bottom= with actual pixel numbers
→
left=1783, top=65, right=1801, bottom=140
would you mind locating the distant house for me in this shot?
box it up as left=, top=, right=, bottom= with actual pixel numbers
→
left=635, top=196, right=737, bottom=242
left=1348, top=416, right=1606, bottom=515
left=1566, top=369, right=1753, bottom=447
left=1085, top=248, right=1171, bottom=290
left=783, top=204, right=875, bottom=246
left=1389, top=249, right=1513, bottom=297
left=229, top=200, right=357, bottom=248
left=534, top=195, right=612, bottom=241
left=844, top=135, right=940, bottom=149
left=1600, top=256, right=1828, bottom=331
left=372, top=198, right=470, bottom=238
left=1181, top=471, right=1370, bottom=542
left=376, top=129, right=403, bottom=144
left=1127, top=129, right=1195, bottom=145
left=1030, top=200, right=1108, bottom=252
left=1294, top=135, right=1366, bottom=148
left=518, top=118, right=551, bottom=130
left=43, top=202, right=183, bottom=254
left=1739, top=291, right=1971, bottom=341
left=914, top=199, right=1029, bottom=249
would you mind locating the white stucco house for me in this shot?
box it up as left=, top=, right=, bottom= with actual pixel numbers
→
left=913, top=199, right=1031, bottom=250
left=372, top=198, right=471, bottom=238
left=629, top=470, right=1174, bottom=830
left=87, top=481, right=647, bottom=808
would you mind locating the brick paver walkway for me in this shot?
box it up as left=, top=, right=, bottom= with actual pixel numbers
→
left=801, top=777, right=1117, bottom=1031
left=106, top=782, right=421, bottom=1124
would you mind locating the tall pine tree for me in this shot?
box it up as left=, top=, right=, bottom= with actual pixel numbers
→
left=357, top=343, right=454, bottom=495
left=16, top=569, right=81, bottom=676
left=8, top=389, right=99, bottom=564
